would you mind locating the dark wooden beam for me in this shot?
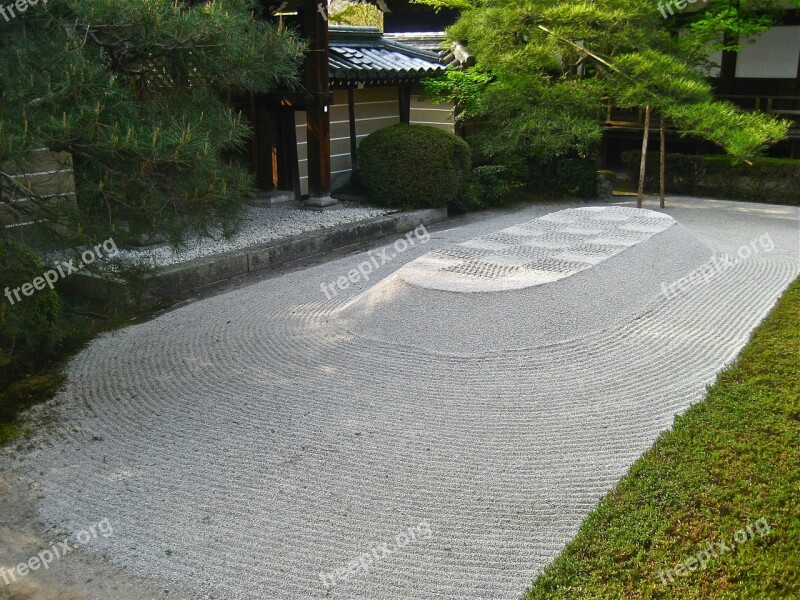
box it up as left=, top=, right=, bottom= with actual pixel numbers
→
left=273, top=108, right=302, bottom=199
left=260, top=92, right=310, bottom=110
left=718, top=32, right=738, bottom=95
left=252, top=95, right=276, bottom=191
left=302, top=0, right=336, bottom=207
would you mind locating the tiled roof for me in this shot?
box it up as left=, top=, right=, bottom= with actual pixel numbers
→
left=384, top=32, right=449, bottom=56
left=384, top=32, right=471, bottom=67
left=328, top=26, right=447, bottom=85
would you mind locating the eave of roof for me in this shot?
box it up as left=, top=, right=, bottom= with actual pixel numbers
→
left=327, top=26, right=448, bottom=85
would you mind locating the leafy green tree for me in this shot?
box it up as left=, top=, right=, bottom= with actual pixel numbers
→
left=0, top=0, right=303, bottom=247
left=423, top=0, right=794, bottom=180
left=329, top=0, right=383, bottom=28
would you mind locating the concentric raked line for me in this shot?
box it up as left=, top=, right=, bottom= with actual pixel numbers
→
left=6, top=210, right=798, bottom=600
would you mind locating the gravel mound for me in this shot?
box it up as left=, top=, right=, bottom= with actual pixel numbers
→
left=337, top=209, right=712, bottom=353
left=4, top=201, right=798, bottom=600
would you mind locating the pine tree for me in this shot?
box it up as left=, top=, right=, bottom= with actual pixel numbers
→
left=0, top=0, right=304, bottom=247
left=423, top=0, right=794, bottom=178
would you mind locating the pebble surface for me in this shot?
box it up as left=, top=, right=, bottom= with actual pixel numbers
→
left=115, top=202, right=394, bottom=268
left=4, top=197, right=798, bottom=600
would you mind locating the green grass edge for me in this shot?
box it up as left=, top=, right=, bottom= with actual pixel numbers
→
left=524, top=276, right=800, bottom=599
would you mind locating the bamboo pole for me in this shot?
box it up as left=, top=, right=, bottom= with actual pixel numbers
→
left=659, top=118, right=666, bottom=209
left=637, top=104, right=651, bottom=209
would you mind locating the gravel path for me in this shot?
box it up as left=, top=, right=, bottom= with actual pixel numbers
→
left=3, top=197, right=798, bottom=600
left=115, top=202, right=393, bottom=268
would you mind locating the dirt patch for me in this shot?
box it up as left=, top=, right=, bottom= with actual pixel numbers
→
left=0, top=474, right=193, bottom=600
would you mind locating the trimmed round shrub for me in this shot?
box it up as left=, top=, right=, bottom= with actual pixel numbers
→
left=0, top=238, right=63, bottom=380
left=356, top=124, right=471, bottom=209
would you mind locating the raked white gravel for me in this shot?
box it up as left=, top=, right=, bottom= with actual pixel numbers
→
left=4, top=197, right=799, bottom=600
left=115, top=202, right=394, bottom=268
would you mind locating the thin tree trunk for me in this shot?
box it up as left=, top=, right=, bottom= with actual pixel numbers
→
left=659, top=118, right=666, bottom=209
left=637, top=104, right=651, bottom=209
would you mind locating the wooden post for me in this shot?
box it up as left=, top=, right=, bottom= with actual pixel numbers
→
left=719, top=46, right=737, bottom=95
left=249, top=93, right=259, bottom=185
left=637, top=104, right=651, bottom=209
left=274, top=108, right=295, bottom=194
left=398, top=85, right=411, bottom=124
left=302, top=0, right=336, bottom=208
left=659, top=118, right=666, bottom=209
left=251, top=95, right=276, bottom=192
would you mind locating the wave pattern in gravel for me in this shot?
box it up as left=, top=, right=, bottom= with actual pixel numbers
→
left=6, top=201, right=799, bottom=600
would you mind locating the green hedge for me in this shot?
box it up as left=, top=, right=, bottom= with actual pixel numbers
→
left=622, top=152, right=800, bottom=205
left=0, top=238, right=63, bottom=383
left=525, top=158, right=598, bottom=199
left=473, top=165, right=512, bottom=206
left=556, top=159, right=598, bottom=199
left=451, top=165, right=513, bottom=213
left=355, top=124, right=472, bottom=210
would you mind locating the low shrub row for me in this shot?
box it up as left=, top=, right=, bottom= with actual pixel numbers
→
left=0, top=238, right=64, bottom=382
left=0, top=236, right=129, bottom=444
left=621, top=152, right=800, bottom=205
left=355, top=124, right=598, bottom=211
left=521, top=158, right=599, bottom=200
left=452, top=165, right=514, bottom=213
left=554, top=158, right=598, bottom=199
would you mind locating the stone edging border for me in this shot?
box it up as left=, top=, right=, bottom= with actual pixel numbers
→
left=65, top=208, right=448, bottom=303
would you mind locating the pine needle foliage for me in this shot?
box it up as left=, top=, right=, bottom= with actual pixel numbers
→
left=0, top=0, right=304, bottom=247
left=422, top=0, right=795, bottom=172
